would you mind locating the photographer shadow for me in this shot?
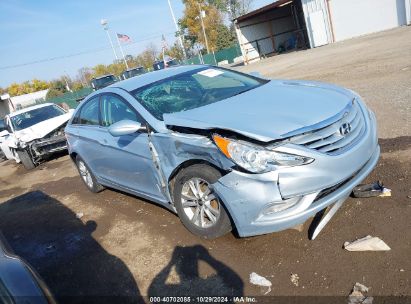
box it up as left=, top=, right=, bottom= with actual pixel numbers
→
left=148, top=245, right=243, bottom=297
left=0, top=191, right=143, bottom=304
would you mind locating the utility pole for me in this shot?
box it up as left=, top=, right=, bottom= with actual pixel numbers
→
left=197, top=2, right=210, bottom=54
left=100, top=19, right=119, bottom=61
left=116, top=34, right=129, bottom=69
left=167, top=0, right=187, bottom=59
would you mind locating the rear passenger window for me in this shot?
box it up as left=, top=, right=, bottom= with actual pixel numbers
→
left=79, top=97, right=100, bottom=125
left=100, top=94, right=140, bottom=127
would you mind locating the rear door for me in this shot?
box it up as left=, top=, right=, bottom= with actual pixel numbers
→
left=69, top=96, right=106, bottom=175
left=97, top=93, right=163, bottom=201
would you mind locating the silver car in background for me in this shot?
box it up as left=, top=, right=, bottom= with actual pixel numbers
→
left=65, top=65, right=379, bottom=239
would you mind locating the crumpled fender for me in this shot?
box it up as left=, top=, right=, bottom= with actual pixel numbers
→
left=5, top=135, right=18, bottom=149
left=150, top=132, right=234, bottom=182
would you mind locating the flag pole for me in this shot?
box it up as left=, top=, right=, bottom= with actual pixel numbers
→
left=167, top=0, right=187, bottom=59
left=116, top=34, right=129, bottom=69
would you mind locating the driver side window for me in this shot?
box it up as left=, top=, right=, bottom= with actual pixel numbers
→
left=100, top=94, right=141, bottom=127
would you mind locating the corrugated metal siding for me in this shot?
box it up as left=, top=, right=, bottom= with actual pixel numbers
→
left=329, top=0, right=408, bottom=41
left=407, top=0, right=411, bottom=25
left=301, top=0, right=333, bottom=47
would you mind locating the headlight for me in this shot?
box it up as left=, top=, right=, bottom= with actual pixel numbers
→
left=213, top=135, right=314, bottom=173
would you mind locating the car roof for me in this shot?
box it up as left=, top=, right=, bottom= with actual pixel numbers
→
left=110, top=64, right=206, bottom=92
left=8, top=103, right=55, bottom=117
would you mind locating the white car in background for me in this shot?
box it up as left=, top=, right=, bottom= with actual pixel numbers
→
left=2, top=103, right=73, bottom=169
left=0, top=119, right=9, bottom=161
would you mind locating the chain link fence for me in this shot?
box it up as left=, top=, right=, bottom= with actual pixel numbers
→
left=184, top=44, right=243, bottom=66
left=45, top=88, right=93, bottom=109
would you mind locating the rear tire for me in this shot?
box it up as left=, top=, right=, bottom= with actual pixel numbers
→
left=75, top=155, right=104, bottom=193
left=173, top=164, right=232, bottom=239
left=16, top=149, right=36, bottom=170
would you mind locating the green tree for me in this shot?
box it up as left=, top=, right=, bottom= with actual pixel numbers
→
left=46, top=88, right=64, bottom=99
left=32, top=79, right=49, bottom=91
left=180, top=0, right=224, bottom=52
left=165, top=42, right=186, bottom=60
left=7, top=83, right=22, bottom=96
left=93, top=64, right=110, bottom=77
left=215, top=24, right=237, bottom=50
left=210, top=0, right=254, bottom=19
left=46, top=78, right=68, bottom=99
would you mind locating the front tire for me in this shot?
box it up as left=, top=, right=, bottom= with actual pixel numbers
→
left=16, top=149, right=36, bottom=170
left=75, top=155, right=104, bottom=193
left=173, top=164, right=232, bottom=239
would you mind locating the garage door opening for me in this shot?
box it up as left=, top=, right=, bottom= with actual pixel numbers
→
left=234, top=0, right=310, bottom=64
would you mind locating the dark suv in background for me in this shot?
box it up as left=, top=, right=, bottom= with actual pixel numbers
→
left=121, top=67, right=146, bottom=80
left=152, top=58, right=180, bottom=70
left=90, top=74, right=117, bottom=91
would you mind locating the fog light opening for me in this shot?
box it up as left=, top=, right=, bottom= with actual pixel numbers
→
left=263, top=197, right=301, bottom=215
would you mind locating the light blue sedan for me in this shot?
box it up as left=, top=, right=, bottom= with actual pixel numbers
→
left=65, top=65, right=379, bottom=239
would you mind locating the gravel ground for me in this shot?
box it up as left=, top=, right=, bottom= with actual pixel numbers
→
left=0, top=27, right=410, bottom=303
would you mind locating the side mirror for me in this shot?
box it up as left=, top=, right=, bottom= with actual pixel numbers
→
left=250, top=71, right=261, bottom=77
left=108, top=120, right=146, bottom=137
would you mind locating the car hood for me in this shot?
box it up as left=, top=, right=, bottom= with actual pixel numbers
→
left=163, top=80, right=355, bottom=142
left=14, top=110, right=73, bottom=143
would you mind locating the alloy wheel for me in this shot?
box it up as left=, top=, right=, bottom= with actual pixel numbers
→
left=181, top=177, right=221, bottom=228
left=78, top=161, right=94, bottom=189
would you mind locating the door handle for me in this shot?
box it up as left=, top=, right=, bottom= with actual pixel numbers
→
left=98, top=139, right=108, bottom=145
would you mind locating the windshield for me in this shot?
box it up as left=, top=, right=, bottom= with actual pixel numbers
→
left=132, top=67, right=268, bottom=120
left=10, top=105, right=66, bottom=131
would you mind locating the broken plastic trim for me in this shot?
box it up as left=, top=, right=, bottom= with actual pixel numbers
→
left=352, top=181, right=389, bottom=198
left=308, top=199, right=344, bottom=240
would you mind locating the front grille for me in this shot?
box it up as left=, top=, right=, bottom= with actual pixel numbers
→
left=289, top=100, right=366, bottom=155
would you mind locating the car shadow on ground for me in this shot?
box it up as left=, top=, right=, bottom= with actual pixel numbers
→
left=148, top=245, right=244, bottom=297
left=0, top=191, right=143, bottom=304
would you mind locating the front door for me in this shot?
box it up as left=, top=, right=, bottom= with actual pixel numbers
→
left=97, top=93, right=164, bottom=201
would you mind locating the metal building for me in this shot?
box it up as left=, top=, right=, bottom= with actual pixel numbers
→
left=235, top=0, right=411, bottom=64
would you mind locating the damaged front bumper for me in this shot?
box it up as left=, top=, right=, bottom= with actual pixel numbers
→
left=213, top=145, right=379, bottom=237
left=212, top=108, right=379, bottom=237
left=29, top=135, right=67, bottom=156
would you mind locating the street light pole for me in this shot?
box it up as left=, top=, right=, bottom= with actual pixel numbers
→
left=197, top=2, right=210, bottom=54
left=167, top=0, right=187, bottom=59
left=100, top=19, right=119, bottom=61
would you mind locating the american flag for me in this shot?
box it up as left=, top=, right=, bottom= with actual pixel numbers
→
left=117, top=33, right=131, bottom=43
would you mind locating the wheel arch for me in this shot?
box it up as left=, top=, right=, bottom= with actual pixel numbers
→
left=69, top=151, right=78, bottom=163
left=167, top=159, right=238, bottom=235
left=167, top=159, right=228, bottom=189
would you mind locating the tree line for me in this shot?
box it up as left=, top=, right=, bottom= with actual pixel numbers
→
left=0, top=0, right=252, bottom=99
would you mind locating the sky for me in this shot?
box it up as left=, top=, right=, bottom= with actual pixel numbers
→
left=0, top=0, right=273, bottom=88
